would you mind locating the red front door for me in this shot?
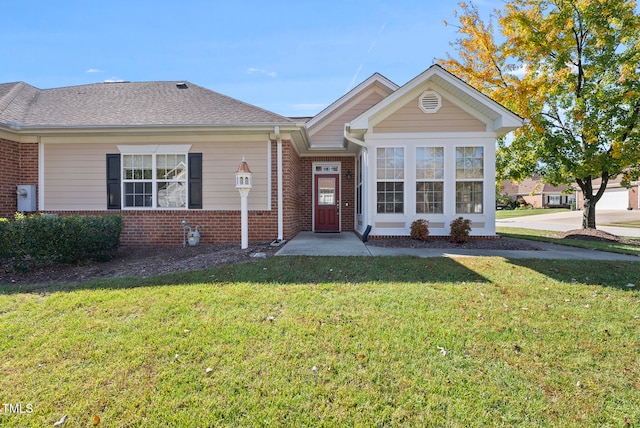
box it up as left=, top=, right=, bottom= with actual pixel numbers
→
left=314, top=174, right=340, bottom=232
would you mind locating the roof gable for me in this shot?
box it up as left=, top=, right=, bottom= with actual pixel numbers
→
left=306, top=73, right=398, bottom=132
left=349, top=65, right=524, bottom=137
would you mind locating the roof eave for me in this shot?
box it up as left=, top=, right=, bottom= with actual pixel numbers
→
left=7, top=122, right=306, bottom=136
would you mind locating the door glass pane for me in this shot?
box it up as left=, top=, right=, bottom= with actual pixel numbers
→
left=318, top=178, right=335, bottom=205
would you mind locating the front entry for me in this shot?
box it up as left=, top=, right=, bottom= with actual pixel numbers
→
left=314, top=174, right=340, bottom=232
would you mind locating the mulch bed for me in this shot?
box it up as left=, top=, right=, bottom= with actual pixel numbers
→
left=1, top=229, right=637, bottom=288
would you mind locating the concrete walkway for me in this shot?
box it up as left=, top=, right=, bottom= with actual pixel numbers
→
left=275, top=231, right=640, bottom=261
left=275, top=232, right=372, bottom=256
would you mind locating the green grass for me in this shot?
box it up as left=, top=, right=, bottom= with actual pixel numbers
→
left=604, top=220, right=640, bottom=229
left=496, top=208, right=570, bottom=219
left=1, top=256, right=639, bottom=427
left=497, top=226, right=640, bottom=256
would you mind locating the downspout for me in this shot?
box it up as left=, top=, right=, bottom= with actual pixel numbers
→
left=275, top=126, right=284, bottom=242
left=344, top=125, right=370, bottom=239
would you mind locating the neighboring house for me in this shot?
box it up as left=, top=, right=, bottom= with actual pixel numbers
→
left=0, top=65, right=523, bottom=246
left=575, top=175, right=639, bottom=210
left=500, top=174, right=575, bottom=208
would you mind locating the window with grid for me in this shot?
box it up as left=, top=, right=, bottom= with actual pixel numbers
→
left=376, top=147, right=404, bottom=213
left=356, top=153, right=363, bottom=215
left=455, top=147, right=483, bottom=213
left=123, top=153, right=187, bottom=208
left=416, top=147, right=444, bottom=213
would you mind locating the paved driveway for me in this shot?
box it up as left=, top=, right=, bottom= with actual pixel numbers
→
left=496, top=209, right=640, bottom=238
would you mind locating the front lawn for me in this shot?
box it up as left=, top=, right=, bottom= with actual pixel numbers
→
left=497, top=226, right=640, bottom=256
left=1, top=256, right=639, bottom=426
left=496, top=208, right=570, bottom=219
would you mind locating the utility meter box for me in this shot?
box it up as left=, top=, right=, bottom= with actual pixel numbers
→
left=17, top=185, right=36, bottom=212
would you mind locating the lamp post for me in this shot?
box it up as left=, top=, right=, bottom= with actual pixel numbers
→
left=235, top=158, right=253, bottom=249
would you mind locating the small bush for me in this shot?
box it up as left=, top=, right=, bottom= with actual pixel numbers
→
left=0, top=214, right=123, bottom=269
left=0, top=217, right=14, bottom=261
left=450, top=217, right=472, bottom=243
left=410, top=219, right=429, bottom=240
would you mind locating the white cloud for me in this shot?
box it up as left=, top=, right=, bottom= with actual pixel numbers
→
left=86, top=68, right=105, bottom=73
left=103, top=77, right=126, bottom=83
left=247, top=67, right=277, bottom=78
left=508, top=64, right=527, bottom=78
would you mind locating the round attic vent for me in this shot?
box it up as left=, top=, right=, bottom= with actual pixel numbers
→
left=418, top=90, right=441, bottom=113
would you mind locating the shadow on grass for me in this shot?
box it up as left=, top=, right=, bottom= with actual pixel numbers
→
left=4, top=256, right=640, bottom=295
left=505, top=258, right=640, bottom=290
left=0, top=256, right=490, bottom=294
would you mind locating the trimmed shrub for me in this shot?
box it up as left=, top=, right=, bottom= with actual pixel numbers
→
left=0, top=214, right=123, bottom=269
left=410, top=219, right=429, bottom=240
left=0, top=217, right=15, bottom=261
left=450, top=217, right=472, bottom=243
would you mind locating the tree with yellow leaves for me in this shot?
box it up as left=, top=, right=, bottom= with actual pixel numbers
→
left=441, top=0, right=640, bottom=229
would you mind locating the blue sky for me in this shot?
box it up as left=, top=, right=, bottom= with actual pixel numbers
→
left=1, top=1, right=498, bottom=117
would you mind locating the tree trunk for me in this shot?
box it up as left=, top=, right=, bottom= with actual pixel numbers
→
left=582, top=197, right=597, bottom=229
left=577, top=173, right=609, bottom=230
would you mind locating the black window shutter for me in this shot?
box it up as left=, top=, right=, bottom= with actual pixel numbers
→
left=188, top=153, right=203, bottom=209
left=106, top=154, right=121, bottom=209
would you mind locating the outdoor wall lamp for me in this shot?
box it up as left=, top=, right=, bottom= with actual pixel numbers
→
left=345, top=170, right=353, bottom=180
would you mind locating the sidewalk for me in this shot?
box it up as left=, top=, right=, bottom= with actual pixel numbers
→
left=497, top=210, right=640, bottom=237
left=275, top=231, right=640, bottom=261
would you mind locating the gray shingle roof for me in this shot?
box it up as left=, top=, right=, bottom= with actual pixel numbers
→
left=0, top=81, right=293, bottom=128
left=0, top=82, right=40, bottom=126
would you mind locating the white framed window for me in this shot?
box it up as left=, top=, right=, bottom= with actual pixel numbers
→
left=455, top=146, right=484, bottom=213
left=356, top=152, right=363, bottom=215
left=416, top=147, right=444, bottom=213
left=376, top=147, right=404, bottom=214
left=548, top=195, right=562, bottom=205
left=118, top=145, right=191, bottom=209
left=122, top=153, right=187, bottom=208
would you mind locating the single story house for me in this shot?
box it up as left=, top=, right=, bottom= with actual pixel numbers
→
left=575, top=175, right=639, bottom=210
left=0, top=65, right=523, bottom=246
left=500, top=174, right=575, bottom=208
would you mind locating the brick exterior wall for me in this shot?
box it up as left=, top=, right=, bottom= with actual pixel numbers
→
left=0, top=138, right=38, bottom=218
left=0, top=137, right=20, bottom=218
left=281, top=141, right=304, bottom=238
left=20, top=142, right=39, bottom=186
left=46, top=210, right=279, bottom=247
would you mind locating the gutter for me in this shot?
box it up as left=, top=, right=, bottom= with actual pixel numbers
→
left=343, top=124, right=366, bottom=147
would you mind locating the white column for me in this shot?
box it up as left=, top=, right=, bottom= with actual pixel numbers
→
left=239, top=188, right=249, bottom=249
left=276, top=127, right=284, bottom=241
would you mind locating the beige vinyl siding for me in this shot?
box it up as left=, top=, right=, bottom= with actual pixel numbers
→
left=373, top=97, right=486, bottom=133
left=43, top=143, right=117, bottom=210
left=191, top=141, right=269, bottom=210
left=310, top=92, right=386, bottom=145
left=42, top=138, right=271, bottom=211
